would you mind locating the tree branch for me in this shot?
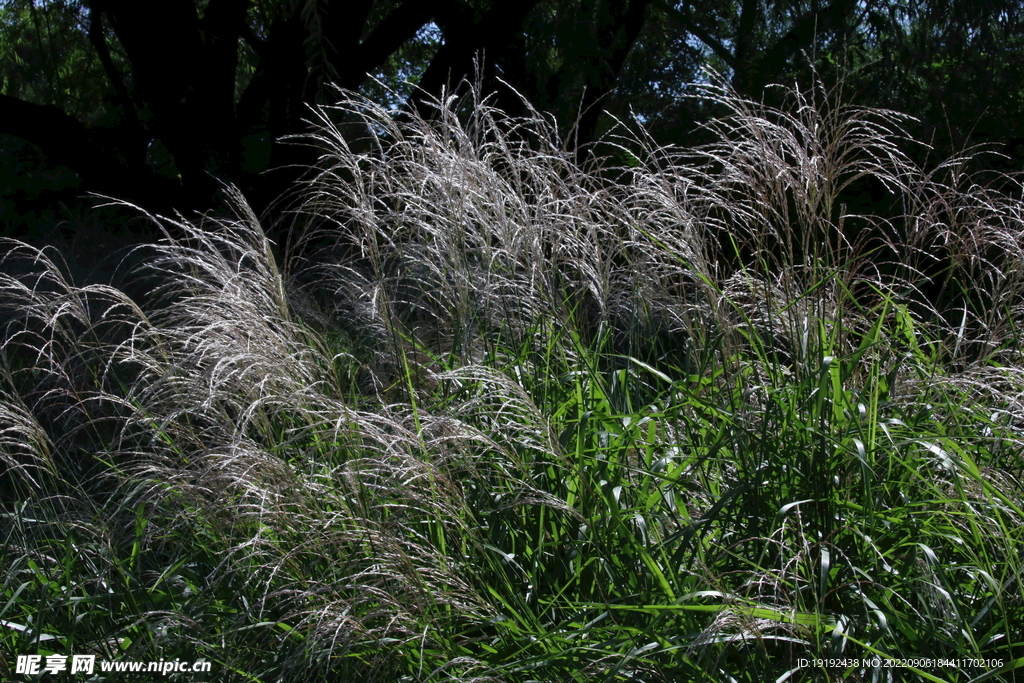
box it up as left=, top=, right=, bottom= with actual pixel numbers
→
left=572, top=0, right=652, bottom=153
left=412, top=0, right=542, bottom=114
left=748, top=0, right=859, bottom=92
left=0, top=95, right=184, bottom=210
left=86, top=1, right=139, bottom=129
left=650, top=0, right=737, bottom=71
left=353, top=1, right=436, bottom=87
left=316, top=0, right=374, bottom=90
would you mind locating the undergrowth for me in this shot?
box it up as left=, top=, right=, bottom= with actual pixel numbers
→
left=2, top=76, right=1024, bottom=682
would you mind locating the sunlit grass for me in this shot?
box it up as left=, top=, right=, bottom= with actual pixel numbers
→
left=2, top=76, right=1023, bottom=681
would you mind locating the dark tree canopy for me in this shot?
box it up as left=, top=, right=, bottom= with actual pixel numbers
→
left=2, top=0, right=1024, bottom=225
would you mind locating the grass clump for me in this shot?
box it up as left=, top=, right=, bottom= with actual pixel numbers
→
left=2, top=76, right=1024, bottom=682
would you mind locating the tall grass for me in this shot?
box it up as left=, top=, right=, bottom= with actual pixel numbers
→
left=2, top=76, right=1024, bottom=681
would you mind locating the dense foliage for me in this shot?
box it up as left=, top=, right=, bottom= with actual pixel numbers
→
left=3, top=0, right=1024, bottom=223
left=2, top=78, right=1023, bottom=681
